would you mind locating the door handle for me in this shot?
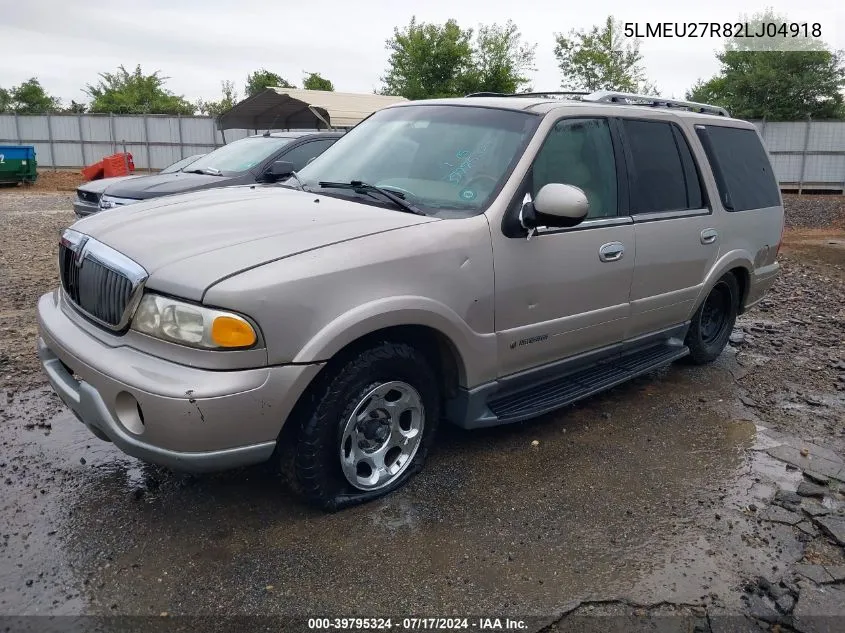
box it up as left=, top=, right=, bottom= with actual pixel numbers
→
left=700, top=228, right=718, bottom=245
left=599, top=242, right=625, bottom=262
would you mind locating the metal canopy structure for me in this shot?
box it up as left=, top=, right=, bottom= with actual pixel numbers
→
left=216, top=88, right=408, bottom=131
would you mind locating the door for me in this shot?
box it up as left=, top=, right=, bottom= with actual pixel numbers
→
left=278, top=138, right=337, bottom=171
left=492, top=117, right=635, bottom=377
left=617, top=118, right=721, bottom=339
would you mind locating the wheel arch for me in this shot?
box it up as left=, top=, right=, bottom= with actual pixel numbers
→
left=316, top=324, right=467, bottom=400
left=292, top=296, right=496, bottom=388
left=694, top=251, right=754, bottom=314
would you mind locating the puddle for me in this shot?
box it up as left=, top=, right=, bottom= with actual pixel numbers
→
left=626, top=417, right=845, bottom=611
left=0, top=353, right=837, bottom=617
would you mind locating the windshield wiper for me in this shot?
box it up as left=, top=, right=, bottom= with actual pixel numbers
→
left=186, top=167, right=222, bottom=176
left=318, top=181, right=425, bottom=215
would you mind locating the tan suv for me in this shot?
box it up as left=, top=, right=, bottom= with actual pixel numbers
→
left=36, top=91, right=784, bottom=510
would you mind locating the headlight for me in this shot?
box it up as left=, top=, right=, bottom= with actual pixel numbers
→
left=131, top=294, right=258, bottom=349
left=100, top=194, right=140, bottom=209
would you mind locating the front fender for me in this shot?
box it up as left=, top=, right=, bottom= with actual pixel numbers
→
left=292, top=296, right=498, bottom=387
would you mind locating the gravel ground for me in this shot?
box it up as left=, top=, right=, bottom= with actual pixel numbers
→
left=0, top=193, right=73, bottom=391
left=733, top=248, right=845, bottom=454
left=783, top=193, right=845, bottom=230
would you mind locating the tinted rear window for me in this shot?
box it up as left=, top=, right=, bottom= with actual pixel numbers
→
left=622, top=119, right=703, bottom=213
left=697, top=126, right=780, bottom=211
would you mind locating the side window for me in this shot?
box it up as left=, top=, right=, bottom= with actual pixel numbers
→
left=696, top=126, right=780, bottom=211
left=672, top=127, right=704, bottom=209
left=532, top=118, right=618, bottom=219
left=622, top=120, right=703, bottom=213
left=279, top=139, right=336, bottom=171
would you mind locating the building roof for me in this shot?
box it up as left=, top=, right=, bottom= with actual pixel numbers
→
left=216, top=88, right=408, bottom=131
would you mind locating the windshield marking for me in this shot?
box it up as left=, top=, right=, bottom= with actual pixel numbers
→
left=446, top=142, right=492, bottom=186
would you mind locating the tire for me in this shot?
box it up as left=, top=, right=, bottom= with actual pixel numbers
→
left=684, top=273, right=740, bottom=365
left=288, top=341, right=440, bottom=511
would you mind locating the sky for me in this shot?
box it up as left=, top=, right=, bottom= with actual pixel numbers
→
left=2, top=0, right=844, bottom=106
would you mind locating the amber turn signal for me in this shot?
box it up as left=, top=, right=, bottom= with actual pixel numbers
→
left=210, top=315, right=257, bottom=348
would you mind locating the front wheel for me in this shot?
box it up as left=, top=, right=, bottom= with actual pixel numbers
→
left=289, top=341, right=440, bottom=511
left=684, top=273, right=740, bottom=364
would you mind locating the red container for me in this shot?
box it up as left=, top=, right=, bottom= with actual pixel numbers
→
left=81, top=161, right=104, bottom=181
left=102, top=152, right=135, bottom=178
left=82, top=152, right=135, bottom=181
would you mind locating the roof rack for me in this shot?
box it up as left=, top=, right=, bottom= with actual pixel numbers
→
left=465, top=91, right=588, bottom=99
left=464, top=89, right=730, bottom=117
left=581, top=91, right=730, bottom=117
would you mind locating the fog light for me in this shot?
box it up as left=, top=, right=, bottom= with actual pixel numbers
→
left=115, top=391, right=145, bottom=435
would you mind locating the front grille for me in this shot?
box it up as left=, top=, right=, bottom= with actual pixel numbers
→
left=59, top=238, right=140, bottom=329
left=77, top=190, right=99, bottom=204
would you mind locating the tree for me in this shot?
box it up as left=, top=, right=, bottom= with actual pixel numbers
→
left=380, top=17, right=537, bottom=99
left=197, top=80, right=239, bottom=116
left=85, top=65, right=195, bottom=114
left=461, top=21, right=536, bottom=94
left=63, top=100, right=88, bottom=114
left=0, top=78, right=62, bottom=114
left=687, top=11, right=844, bottom=119
left=303, top=72, right=335, bottom=91
left=380, top=17, right=474, bottom=99
left=553, top=16, right=657, bottom=93
left=245, top=69, right=294, bottom=97
left=0, top=87, right=11, bottom=113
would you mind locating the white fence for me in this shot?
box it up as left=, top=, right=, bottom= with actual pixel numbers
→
left=2, top=113, right=845, bottom=192
left=752, top=119, right=845, bottom=193
left=0, top=113, right=258, bottom=171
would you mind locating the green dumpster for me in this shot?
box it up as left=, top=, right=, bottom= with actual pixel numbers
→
left=0, top=145, right=37, bottom=185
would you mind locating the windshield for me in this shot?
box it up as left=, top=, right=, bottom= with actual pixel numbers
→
left=162, top=154, right=204, bottom=174
left=185, top=136, right=292, bottom=175
left=296, top=105, right=540, bottom=213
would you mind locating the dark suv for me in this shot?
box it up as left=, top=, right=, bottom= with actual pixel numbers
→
left=94, top=131, right=342, bottom=213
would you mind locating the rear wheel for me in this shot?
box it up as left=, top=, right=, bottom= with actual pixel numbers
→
left=287, top=341, right=440, bottom=511
left=684, top=273, right=740, bottom=364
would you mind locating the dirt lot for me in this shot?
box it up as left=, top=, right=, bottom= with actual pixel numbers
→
left=0, top=191, right=844, bottom=630
left=8, top=169, right=161, bottom=193
left=6, top=170, right=83, bottom=192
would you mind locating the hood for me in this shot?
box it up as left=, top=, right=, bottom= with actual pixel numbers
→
left=78, top=175, right=142, bottom=195
left=71, top=185, right=437, bottom=301
left=102, top=171, right=241, bottom=199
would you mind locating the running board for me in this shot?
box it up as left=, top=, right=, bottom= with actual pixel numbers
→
left=486, top=344, right=689, bottom=423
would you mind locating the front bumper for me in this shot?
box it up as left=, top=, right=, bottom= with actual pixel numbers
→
left=36, top=291, right=322, bottom=472
left=73, top=199, right=100, bottom=218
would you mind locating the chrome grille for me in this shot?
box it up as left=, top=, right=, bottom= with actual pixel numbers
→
left=58, top=230, right=147, bottom=331
left=77, top=190, right=99, bottom=204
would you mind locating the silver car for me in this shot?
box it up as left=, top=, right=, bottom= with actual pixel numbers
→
left=37, top=91, right=784, bottom=510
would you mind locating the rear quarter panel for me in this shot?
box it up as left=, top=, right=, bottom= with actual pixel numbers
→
left=676, top=116, right=784, bottom=312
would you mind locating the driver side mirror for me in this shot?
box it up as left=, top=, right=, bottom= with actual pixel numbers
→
left=521, top=183, right=589, bottom=231
left=263, top=160, right=294, bottom=182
